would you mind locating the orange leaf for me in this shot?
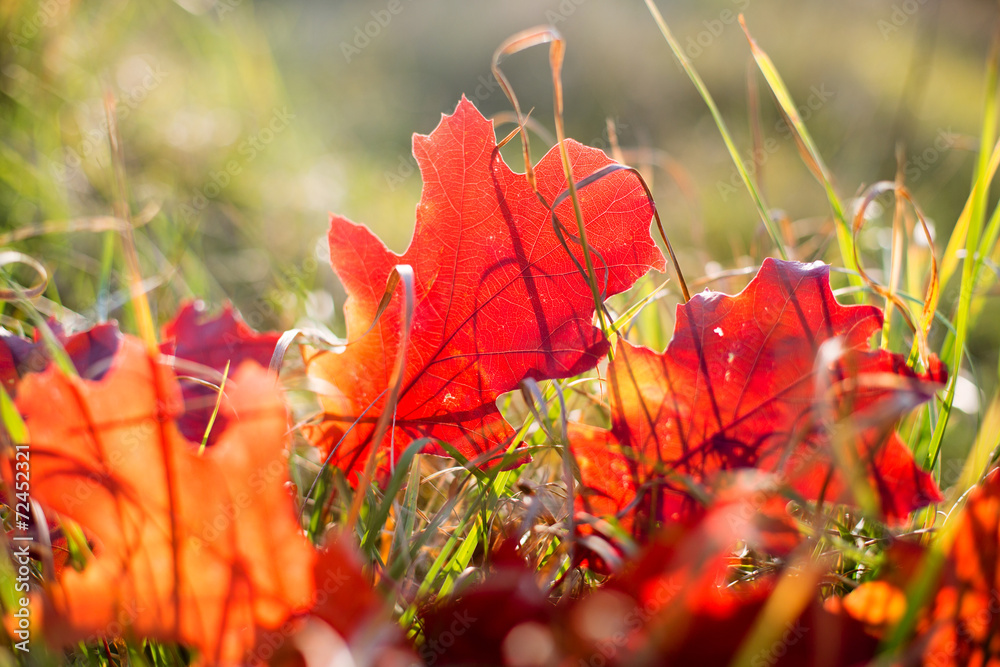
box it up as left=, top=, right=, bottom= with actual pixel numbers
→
left=838, top=470, right=1000, bottom=664
left=15, top=335, right=314, bottom=665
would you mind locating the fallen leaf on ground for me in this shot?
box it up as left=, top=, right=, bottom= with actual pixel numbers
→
left=307, top=96, right=665, bottom=482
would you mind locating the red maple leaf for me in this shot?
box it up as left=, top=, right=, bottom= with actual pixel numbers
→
left=306, top=96, right=665, bottom=481
left=160, top=301, right=280, bottom=446
left=574, top=259, right=943, bottom=535
left=14, top=335, right=314, bottom=665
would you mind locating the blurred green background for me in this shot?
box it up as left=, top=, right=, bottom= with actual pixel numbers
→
left=1, top=0, right=997, bottom=467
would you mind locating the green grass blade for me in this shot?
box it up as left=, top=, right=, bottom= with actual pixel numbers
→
left=738, top=16, right=857, bottom=278
left=398, top=492, right=485, bottom=629
left=390, top=450, right=423, bottom=565
left=937, top=138, right=1000, bottom=293
left=0, top=385, right=26, bottom=444
left=198, top=359, right=230, bottom=455
left=360, top=438, right=429, bottom=555
left=609, top=278, right=671, bottom=341
left=642, top=0, right=787, bottom=260
left=925, top=34, right=1000, bottom=469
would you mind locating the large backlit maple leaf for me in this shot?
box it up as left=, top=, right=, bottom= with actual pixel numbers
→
left=306, top=96, right=665, bottom=480
left=574, top=259, right=944, bottom=534
left=16, top=336, right=314, bottom=665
